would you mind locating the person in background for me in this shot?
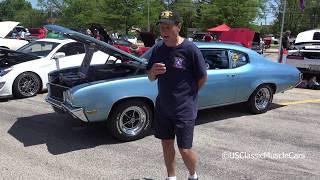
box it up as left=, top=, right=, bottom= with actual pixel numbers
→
left=203, top=32, right=213, bottom=42
left=18, top=30, right=26, bottom=39
left=38, top=27, right=47, bottom=39
left=282, top=30, right=291, bottom=50
left=279, top=30, right=291, bottom=62
left=93, top=29, right=105, bottom=41
left=86, top=29, right=93, bottom=37
left=308, top=76, right=320, bottom=90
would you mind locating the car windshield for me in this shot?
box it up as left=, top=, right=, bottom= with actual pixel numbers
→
left=17, top=41, right=59, bottom=57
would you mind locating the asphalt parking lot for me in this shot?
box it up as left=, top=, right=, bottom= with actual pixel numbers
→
left=0, top=86, right=319, bottom=179
left=0, top=49, right=319, bottom=180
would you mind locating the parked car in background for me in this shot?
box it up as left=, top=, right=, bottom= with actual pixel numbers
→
left=45, top=25, right=301, bottom=141
left=13, top=25, right=31, bottom=38
left=0, top=21, right=29, bottom=50
left=286, top=29, right=320, bottom=78
left=263, top=34, right=279, bottom=47
left=219, top=28, right=264, bottom=54
left=112, top=38, right=149, bottom=57
left=0, top=38, right=109, bottom=98
left=112, top=38, right=133, bottom=47
left=120, top=35, right=138, bottom=44
left=272, top=36, right=279, bottom=44
left=190, top=32, right=207, bottom=42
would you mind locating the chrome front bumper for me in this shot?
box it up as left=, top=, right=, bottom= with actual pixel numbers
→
left=45, top=97, right=89, bottom=122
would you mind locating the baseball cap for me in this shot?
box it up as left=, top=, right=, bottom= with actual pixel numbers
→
left=157, top=10, right=183, bottom=25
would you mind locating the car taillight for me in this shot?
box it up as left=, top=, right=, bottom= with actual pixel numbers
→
left=286, top=55, right=304, bottom=60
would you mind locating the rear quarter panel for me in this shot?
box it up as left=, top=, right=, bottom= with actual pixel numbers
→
left=232, top=52, right=300, bottom=102
left=249, top=54, right=300, bottom=94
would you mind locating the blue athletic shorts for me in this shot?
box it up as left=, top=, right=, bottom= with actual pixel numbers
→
left=154, top=112, right=195, bottom=149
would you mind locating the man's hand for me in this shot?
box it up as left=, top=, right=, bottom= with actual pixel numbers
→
left=147, top=63, right=166, bottom=81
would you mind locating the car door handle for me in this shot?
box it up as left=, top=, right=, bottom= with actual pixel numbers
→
left=227, top=74, right=236, bottom=77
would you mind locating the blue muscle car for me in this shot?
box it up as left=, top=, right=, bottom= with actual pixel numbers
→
left=45, top=25, right=302, bottom=141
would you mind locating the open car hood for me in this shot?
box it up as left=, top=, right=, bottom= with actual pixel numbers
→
left=45, top=25, right=144, bottom=64
left=219, top=28, right=256, bottom=48
left=0, top=21, right=20, bottom=38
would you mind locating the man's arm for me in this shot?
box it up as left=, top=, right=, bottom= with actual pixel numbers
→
left=197, top=75, right=207, bottom=90
left=147, top=70, right=157, bottom=81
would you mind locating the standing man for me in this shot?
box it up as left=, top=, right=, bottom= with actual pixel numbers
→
left=282, top=30, right=291, bottom=50
left=146, top=10, right=207, bottom=180
left=279, top=30, right=291, bottom=62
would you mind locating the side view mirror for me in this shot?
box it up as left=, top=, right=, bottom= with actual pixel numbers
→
left=52, top=52, right=66, bottom=60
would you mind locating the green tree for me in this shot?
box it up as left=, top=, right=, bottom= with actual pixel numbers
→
left=168, top=0, right=197, bottom=37
left=201, top=0, right=264, bottom=28
left=163, top=0, right=265, bottom=35
left=270, top=0, right=320, bottom=37
left=31, top=0, right=266, bottom=35
left=0, top=0, right=46, bottom=27
left=57, top=0, right=101, bottom=28
left=14, top=8, right=47, bottom=27
left=139, top=0, right=166, bottom=32
left=0, top=0, right=32, bottom=21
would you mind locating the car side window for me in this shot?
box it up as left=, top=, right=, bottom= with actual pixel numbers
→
left=313, top=32, right=320, bottom=40
left=57, top=42, right=85, bottom=56
left=200, top=49, right=229, bottom=70
left=229, top=50, right=249, bottom=68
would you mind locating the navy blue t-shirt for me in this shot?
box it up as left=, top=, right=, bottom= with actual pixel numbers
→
left=146, top=39, right=207, bottom=120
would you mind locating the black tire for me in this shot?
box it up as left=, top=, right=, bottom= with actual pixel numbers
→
left=12, top=72, right=41, bottom=98
left=107, top=99, right=153, bottom=141
left=247, top=85, right=273, bottom=114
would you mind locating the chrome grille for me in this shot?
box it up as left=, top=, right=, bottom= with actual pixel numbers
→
left=48, top=83, right=69, bottom=102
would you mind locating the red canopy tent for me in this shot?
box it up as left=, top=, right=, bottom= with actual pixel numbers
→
left=207, top=24, right=231, bottom=32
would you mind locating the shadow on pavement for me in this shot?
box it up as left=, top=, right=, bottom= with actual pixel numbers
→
left=0, top=98, right=9, bottom=102
left=8, top=103, right=286, bottom=155
left=196, top=102, right=285, bottom=125
left=8, top=113, right=119, bottom=155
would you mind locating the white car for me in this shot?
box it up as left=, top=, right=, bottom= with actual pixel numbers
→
left=0, top=21, right=29, bottom=50
left=286, top=29, right=320, bottom=78
left=0, top=38, right=110, bottom=98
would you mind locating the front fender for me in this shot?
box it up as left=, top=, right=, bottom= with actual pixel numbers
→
left=70, top=76, right=157, bottom=122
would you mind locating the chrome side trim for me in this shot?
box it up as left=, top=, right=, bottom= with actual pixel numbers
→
left=198, top=100, right=247, bottom=110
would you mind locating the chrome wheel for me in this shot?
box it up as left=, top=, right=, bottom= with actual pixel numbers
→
left=17, top=75, right=40, bottom=97
left=254, top=87, right=271, bottom=111
left=118, top=106, right=147, bottom=136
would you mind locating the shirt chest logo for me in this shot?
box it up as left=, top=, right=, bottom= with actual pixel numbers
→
left=173, top=57, right=185, bottom=69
